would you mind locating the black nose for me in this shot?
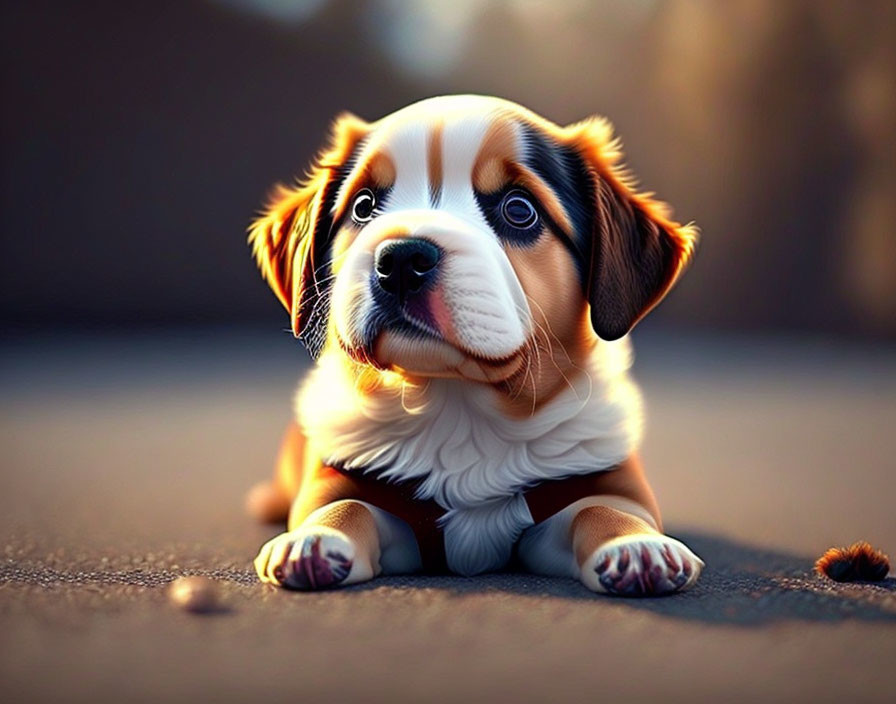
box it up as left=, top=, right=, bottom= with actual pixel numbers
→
left=374, top=238, right=441, bottom=302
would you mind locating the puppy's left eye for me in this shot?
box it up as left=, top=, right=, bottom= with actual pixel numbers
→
left=500, top=191, right=539, bottom=229
left=351, top=188, right=377, bottom=224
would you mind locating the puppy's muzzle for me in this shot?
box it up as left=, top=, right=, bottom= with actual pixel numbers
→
left=374, top=238, right=441, bottom=304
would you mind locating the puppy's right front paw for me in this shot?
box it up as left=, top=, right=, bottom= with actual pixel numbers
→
left=254, top=528, right=355, bottom=590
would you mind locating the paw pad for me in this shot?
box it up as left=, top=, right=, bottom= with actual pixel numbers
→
left=255, top=529, right=355, bottom=590
left=584, top=534, right=703, bottom=597
left=287, top=535, right=353, bottom=589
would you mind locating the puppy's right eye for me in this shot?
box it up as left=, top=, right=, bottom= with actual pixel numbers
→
left=351, top=188, right=377, bottom=224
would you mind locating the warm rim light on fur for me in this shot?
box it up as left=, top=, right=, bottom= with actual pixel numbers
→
left=562, top=117, right=699, bottom=323
left=815, top=541, right=890, bottom=582
left=247, top=112, right=369, bottom=333
left=496, top=101, right=699, bottom=275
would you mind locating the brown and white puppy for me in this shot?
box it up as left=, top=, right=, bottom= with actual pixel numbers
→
left=247, top=95, right=702, bottom=596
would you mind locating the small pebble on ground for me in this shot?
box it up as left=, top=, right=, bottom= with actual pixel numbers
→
left=168, top=576, right=220, bottom=613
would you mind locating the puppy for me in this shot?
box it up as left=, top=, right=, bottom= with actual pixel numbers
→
left=247, top=95, right=703, bottom=596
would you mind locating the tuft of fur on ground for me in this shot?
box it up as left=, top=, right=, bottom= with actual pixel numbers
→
left=815, top=541, right=890, bottom=582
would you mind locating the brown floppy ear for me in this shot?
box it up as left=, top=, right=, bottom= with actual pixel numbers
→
left=566, top=118, right=698, bottom=341
left=248, top=113, right=369, bottom=342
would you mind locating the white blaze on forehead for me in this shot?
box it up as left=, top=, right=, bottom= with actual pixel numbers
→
left=335, top=95, right=523, bottom=222
left=375, top=120, right=429, bottom=211
left=440, top=112, right=519, bottom=217
left=383, top=102, right=495, bottom=217
left=331, top=121, right=426, bottom=214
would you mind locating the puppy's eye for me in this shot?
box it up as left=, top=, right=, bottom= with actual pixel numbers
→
left=500, top=191, right=539, bottom=229
left=351, top=188, right=377, bottom=224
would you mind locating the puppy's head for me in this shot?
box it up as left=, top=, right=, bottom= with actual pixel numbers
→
left=250, top=96, right=696, bottom=386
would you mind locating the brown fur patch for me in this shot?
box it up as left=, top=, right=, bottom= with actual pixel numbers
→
left=506, top=161, right=574, bottom=238
left=471, top=115, right=573, bottom=236
left=526, top=454, right=661, bottom=529
left=332, top=149, right=396, bottom=225
left=815, top=542, right=890, bottom=582
left=302, top=499, right=381, bottom=565
left=472, top=120, right=517, bottom=193
left=498, top=231, right=592, bottom=416
left=368, top=151, right=396, bottom=189
left=473, top=157, right=508, bottom=194
left=571, top=505, right=657, bottom=568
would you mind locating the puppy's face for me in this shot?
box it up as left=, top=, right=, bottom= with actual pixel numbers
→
left=250, top=96, right=696, bottom=391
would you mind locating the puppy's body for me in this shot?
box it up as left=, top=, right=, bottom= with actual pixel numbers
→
left=248, top=95, right=703, bottom=595
left=297, top=337, right=641, bottom=575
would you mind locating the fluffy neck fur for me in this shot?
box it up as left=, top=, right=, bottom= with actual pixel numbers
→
left=297, top=337, right=643, bottom=511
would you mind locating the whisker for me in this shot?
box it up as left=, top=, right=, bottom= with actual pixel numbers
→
left=523, top=295, right=588, bottom=402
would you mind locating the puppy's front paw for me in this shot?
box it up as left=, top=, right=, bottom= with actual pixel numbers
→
left=580, top=534, right=704, bottom=597
left=254, top=527, right=356, bottom=590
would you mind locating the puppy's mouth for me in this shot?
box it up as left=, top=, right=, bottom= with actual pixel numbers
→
left=388, top=297, right=443, bottom=341
left=340, top=288, right=525, bottom=381
left=365, top=281, right=442, bottom=346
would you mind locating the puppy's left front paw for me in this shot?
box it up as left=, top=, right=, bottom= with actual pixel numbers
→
left=580, top=534, right=704, bottom=597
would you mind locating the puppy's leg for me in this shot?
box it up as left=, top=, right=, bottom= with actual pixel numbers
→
left=255, top=500, right=422, bottom=590
left=246, top=421, right=305, bottom=524
left=518, top=496, right=703, bottom=596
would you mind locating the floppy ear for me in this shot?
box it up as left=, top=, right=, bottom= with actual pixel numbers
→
left=248, top=113, right=368, bottom=342
left=566, top=118, right=698, bottom=341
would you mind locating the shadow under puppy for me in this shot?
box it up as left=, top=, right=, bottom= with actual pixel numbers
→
left=247, top=95, right=703, bottom=596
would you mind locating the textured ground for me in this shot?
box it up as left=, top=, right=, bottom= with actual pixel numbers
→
left=1, top=329, right=895, bottom=703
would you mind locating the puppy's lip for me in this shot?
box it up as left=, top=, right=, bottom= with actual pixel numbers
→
left=335, top=315, right=444, bottom=370
left=370, top=329, right=526, bottom=384
left=462, top=349, right=522, bottom=367
left=371, top=328, right=526, bottom=381
left=455, top=348, right=526, bottom=384
left=399, top=293, right=523, bottom=366
left=372, top=325, right=523, bottom=367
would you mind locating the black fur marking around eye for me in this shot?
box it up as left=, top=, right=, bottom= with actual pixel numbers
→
left=474, top=184, right=587, bottom=275
left=519, top=124, right=595, bottom=281
left=299, top=173, right=342, bottom=358
left=474, top=188, right=543, bottom=247
left=299, top=145, right=372, bottom=358
left=300, top=145, right=395, bottom=358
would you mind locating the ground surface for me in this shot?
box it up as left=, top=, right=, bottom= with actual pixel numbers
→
left=2, top=329, right=895, bottom=703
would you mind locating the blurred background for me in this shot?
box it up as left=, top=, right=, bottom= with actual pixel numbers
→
left=2, top=0, right=895, bottom=338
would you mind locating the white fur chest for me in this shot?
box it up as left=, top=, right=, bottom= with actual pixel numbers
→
left=297, top=341, right=643, bottom=575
